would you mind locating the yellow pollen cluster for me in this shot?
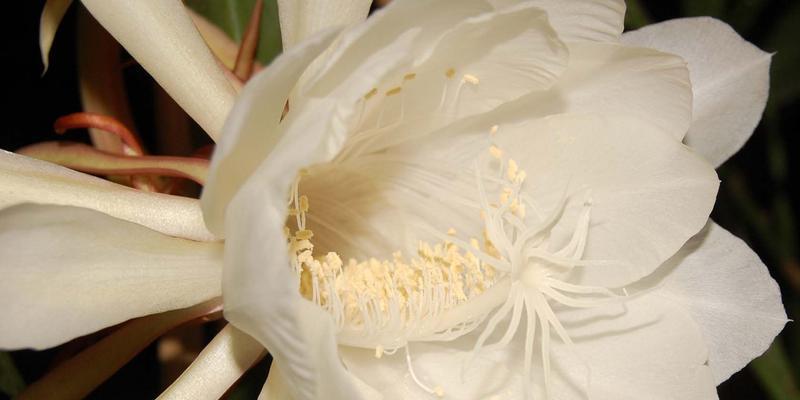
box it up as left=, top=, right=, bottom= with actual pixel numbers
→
left=285, top=184, right=498, bottom=336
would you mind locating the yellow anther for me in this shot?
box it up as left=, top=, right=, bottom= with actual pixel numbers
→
left=515, top=170, right=527, bottom=184
left=386, top=86, right=402, bottom=96
left=515, top=202, right=527, bottom=218
left=510, top=198, right=520, bottom=214
left=403, top=72, right=417, bottom=81
left=489, top=145, right=503, bottom=159
left=499, top=191, right=510, bottom=205
left=434, top=386, right=445, bottom=397
left=299, top=195, right=309, bottom=213
left=283, top=226, right=291, bottom=237
left=445, top=67, right=456, bottom=78
left=295, top=229, right=314, bottom=240
left=490, top=125, right=499, bottom=136
left=365, top=87, right=378, bottom=99
left=507, top=159, right=519, bottom=181
left=462, top=74, right=479, bottom=85
left=447, top=228, right=457, bottom=236
left=375, top=345, right=384, bottom=359
left=298, top=250, right=314, bottom=264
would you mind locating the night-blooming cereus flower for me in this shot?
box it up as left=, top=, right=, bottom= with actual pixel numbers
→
left=198, top=0, right=787, bottom=399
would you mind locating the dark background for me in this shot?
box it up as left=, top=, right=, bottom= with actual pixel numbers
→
left=2, top=1, right=798, bottom=399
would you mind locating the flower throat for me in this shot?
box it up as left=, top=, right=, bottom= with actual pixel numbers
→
left=285, top=142, right=620, bottom=399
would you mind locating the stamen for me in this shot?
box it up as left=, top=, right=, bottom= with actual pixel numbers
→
left=403, top=73, right=417, bottom=81
left=489, top=145, right=503, bottom=159
left=445, top=67, right=456, bottom=78
left=405, top=346, right=444, bottom=398
left=364, top=88, right=378, bottom=99
left=386, top=86, right=402, bottom=96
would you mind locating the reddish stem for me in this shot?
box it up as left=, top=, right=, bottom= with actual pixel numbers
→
left=233, top=0, right=263, bottom=81
left=54, top=112, right=145, bottom=155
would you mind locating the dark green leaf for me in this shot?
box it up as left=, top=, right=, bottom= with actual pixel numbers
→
left=751, top=340, right=800, bottom=400
left=764, top=2, right=800, bottom=105
left=0, top=352, right=25, bottom=397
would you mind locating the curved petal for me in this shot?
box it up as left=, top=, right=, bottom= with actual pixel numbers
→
left=277, top=0, right=371, bottom=50
left=302, top=0, right=492, bottom=97
left=39, top=0, right=74, bottom=73
left=494, top=41, right=692, bottom=140
left=339, top=291, right=717, bottom=399
left=646, top=221, right=787, bottom=384
left=622, top=17, right=771, bottom=167
left=158, top=325, right=265, bottom=400
left=489, top=0, right=625, bottom=42
left=80, top=0, right=236, bottom=141
left=0, top=204, right=223, bottom=350
left=202, top=28, right=341, bottom=236
left=334, top=3, right=569, bottom=158
left=0, top=150, right=214, bottom=241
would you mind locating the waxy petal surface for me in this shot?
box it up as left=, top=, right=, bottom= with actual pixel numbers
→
left=623, top=17, right=771, bottom=166
left=0, top=204, right=222, bottom=350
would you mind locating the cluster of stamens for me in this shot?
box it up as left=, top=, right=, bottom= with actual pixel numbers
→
left=285, top=177, right=499, bottom=346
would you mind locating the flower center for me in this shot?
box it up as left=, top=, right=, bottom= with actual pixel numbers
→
left=285, top=175, right=501, bottom=350
left=285, top=135, right=623, bottom=398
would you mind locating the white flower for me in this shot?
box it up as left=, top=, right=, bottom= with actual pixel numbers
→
left=0, top=0, right=786, bottom=399
left=198, top=1, right=787, bottom=399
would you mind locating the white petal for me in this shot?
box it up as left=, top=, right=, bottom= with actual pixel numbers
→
left=489, top=0, right=625, bottom=42
left=0, top=204, right=223, bottom=350
left=302, top=0, right=492, bottom=97
left=339, top=291, right=717, bottom=399
left=495, top=41, right=692, bottom=140
left=80, top=0, right=236, bottom=141
left=202, top=28, right=341, bottom=236
left=277, top=0, right=371, bottom=50
left=39, top=0, right=74, bottom=73
left=0, top=150, right=214, bottom=241
left=649, top=221, right=787, bottom=384
left=259, top=366, right=292, bottom=400
left=622, top=17, right=771, bottom=167
left=556, top=293, right=718, bottom=399
left=329, top=4, right=569, bottom=161
left=159, top=325, right=264, bottom=400
left=494, top=113, right=719, bottom=287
